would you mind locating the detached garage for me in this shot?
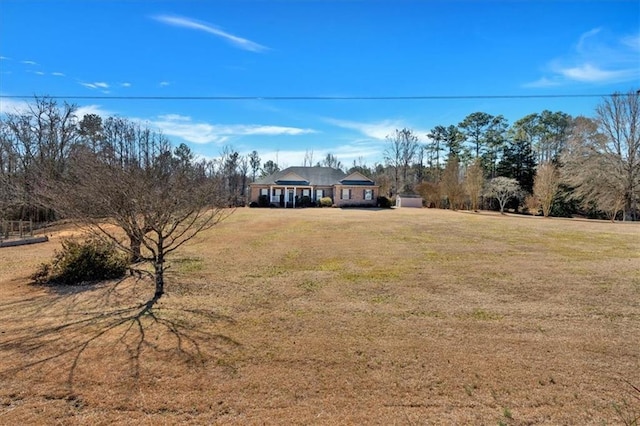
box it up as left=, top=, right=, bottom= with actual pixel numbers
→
left=395, top=194, right=423, bottom=208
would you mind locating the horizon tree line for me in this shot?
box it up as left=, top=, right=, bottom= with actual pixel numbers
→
left=1, top=90, right=638, bottom=222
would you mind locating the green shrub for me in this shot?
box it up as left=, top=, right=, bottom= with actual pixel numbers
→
left=319, top=197, right=333, bottom=207
left=32, top=236, right=128, bottom=285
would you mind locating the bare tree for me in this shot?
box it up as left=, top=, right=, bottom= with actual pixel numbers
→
left=1, top=97, right=78, bottom=220
left=485, top=177, right=520, bottom=214
left=596, top=91, right=639, bottom=220
left=43, top=122, right=231, bottom=306
left=384, top=128, right=419, bottom=195
left=465, top=158, right=484, bottom=212
left=0, top=123, right=20, bottom=217
left=441, top=157, right=465, bottom=210
left=238, top=155, right=249, bottom=205
left=302, top=149, right=314, bottom=167
left=562, top=91, right=640, bottom=221
left=415, top=181, right=442, bottom=208
left=524, top=194, right=541, bottom=216
left=562, top=116, right=624, bottom=220
left=533, top=162, right=559, bottom=217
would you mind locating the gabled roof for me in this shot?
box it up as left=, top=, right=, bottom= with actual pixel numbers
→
left=252, top=166, right=350, bottom=186
left=340, top=171, right=375, bottom=186
left=275, top=172, right=309, bottom=185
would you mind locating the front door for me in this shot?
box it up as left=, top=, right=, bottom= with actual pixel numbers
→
left=288, top=189, right=294, bottom=205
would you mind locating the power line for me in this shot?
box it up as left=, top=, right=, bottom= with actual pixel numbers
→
left=0, top=93, right=629, bottom=101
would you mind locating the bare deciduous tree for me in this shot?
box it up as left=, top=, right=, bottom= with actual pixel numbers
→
left=562, top=91, right=640, bottom=221
left=302, top=149, right=314, bottom=167
left=1, top=97, right=78, bottom=220
left=44, top=125, right=231, bottom=307
left=464, top=158, right=484, bottom=211
left=485, top=176, right=520, bottom=214
left=415, top=181, right=442, bottom=208
left=524, top=194, right=540, bottom=216
left=441, top=157, right=464, bottom=210
left=384, top=128, right=419, bottom=194
left=533, top=161, right=559, bottom=217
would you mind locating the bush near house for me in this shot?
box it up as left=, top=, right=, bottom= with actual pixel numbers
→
left=377, top=196, right=392, bottom=208
left=319, top=197, right=333, bottom=207
left=258, top=195, right=270, bottom=207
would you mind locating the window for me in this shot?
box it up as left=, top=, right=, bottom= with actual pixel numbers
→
left=364, top=189, right=373, bottom=200
left=274, top=188, right=282, bottom=196
left=316, top=189, right=323, bottom=200
left=342, top=188, right=350, bottom=200
left=260, top=188, right=268, bottom=196
left=302, top=189, right=310, bottom=197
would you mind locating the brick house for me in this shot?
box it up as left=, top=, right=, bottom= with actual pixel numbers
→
left=249, top=166, right=379, bottom=207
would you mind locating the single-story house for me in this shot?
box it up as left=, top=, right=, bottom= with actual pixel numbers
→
left=249, top=166, right=379, bottom=207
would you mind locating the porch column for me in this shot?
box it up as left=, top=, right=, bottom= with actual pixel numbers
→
left=284, top=186, right=287, bottom=208
left=293, top=186, right=297, bottom=208
left=269, top=185, right=274, bottom=203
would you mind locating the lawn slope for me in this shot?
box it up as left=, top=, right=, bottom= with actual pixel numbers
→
left=1, top=208, right=638, bottom=424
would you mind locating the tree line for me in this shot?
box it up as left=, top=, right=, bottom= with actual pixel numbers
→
left=0, top=98, right=250, bottom=222
left=1, top=91, right=638, bottom=222
left=343, top=90, right=638, bottom=221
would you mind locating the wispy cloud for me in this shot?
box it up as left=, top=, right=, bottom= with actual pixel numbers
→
left=576, top=27, right=601, bottom=52
left=121, top=82, right=132, bottom=88
left=622, top=34, right=640, bottom=50
left=0, top=97, right=30, bottom=115
left=526, top=28, right=640, bottom=87
left=0, top=56, right=10, bottom=61
left=153, top=14, right=269, bottom=53
left=325, top=117, right=411, bottom=140
left=52, top=72, right=65, bottom=77
left=159, top=81, right=170, bottom=87
left=21, top=60, right=38, bottom=65
left=559, top=63, right=636, bottom=83
left=80, top=81, right=110, bottom=90
left=259, top=141, right=384, bottom=168
left=147, top=114, right=315, bottom=144
left=34, top=71, right=45, bottom=75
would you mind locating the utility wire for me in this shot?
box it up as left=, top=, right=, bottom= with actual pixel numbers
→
left=0, top=93, right=631, bottom=101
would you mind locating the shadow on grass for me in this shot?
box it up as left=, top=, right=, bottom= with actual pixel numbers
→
left=0, top=275, right=239, bottom=395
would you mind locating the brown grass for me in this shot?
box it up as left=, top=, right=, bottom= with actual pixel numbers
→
left=1, top=208, right=639, bottom=424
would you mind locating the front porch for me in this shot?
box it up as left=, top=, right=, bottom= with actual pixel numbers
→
left=265, top=186, right=324, bottom=208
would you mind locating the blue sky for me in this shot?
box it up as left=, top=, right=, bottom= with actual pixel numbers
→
left=1, top=0, right=639, bottom=168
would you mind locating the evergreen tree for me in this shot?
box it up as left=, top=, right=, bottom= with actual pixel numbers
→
left=497, top=138, right=536, bottom=194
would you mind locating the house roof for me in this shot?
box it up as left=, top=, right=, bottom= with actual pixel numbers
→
left=340, top=171, right=375, bottom=186
left=253, top=166, right=356, bottom=186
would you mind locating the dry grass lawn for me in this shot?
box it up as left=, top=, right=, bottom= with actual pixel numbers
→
left=0, top=208, right=639, bottom=425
